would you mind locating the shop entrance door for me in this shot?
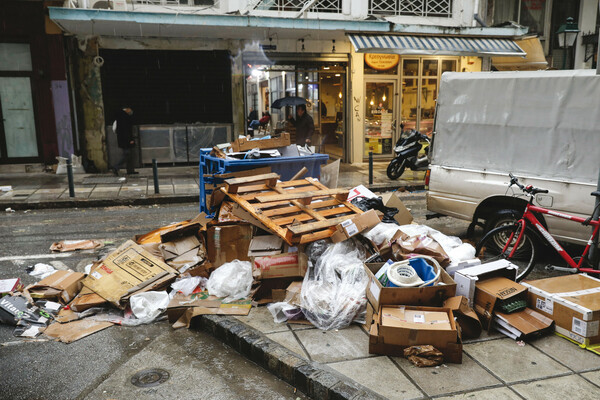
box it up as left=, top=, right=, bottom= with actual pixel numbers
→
left=401, top=58, right=457, bottom=136
left=364, top=79, right=397, bottom=158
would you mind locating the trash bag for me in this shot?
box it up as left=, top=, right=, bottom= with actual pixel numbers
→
left=267, top=302, right=304, bottom=324
left=351, top=197, right=399, bottom=224
left=170, top=275, right=207, bottom=296
left=301, top=240, right=369, bottom=330
left=129, top=291, right=170, bottom=324
left=305, top=239, right=330, bottom=266
left=206, top=260, right=252, bottom=302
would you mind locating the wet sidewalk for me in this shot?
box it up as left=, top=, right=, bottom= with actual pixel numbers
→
left=0, top=162, right=425, bottom=209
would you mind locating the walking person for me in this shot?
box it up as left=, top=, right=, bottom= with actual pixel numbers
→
left=287, top=104, right=314, bottom=145
left=111, top=107, right=137, bottom=176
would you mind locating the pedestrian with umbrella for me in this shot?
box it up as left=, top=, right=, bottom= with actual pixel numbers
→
left=272, top=97, right=314, bottom=146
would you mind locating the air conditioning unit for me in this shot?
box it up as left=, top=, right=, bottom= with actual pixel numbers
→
left=112, top=0, right=129, bottom=10
left=77, top=0, right=129, bottom=10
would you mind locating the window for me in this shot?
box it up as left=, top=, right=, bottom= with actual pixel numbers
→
left=492, top=0, right=547, bottom=36
left=370, top=0, right=453, bottom=18
left=256, top=0, right=342, bottom=13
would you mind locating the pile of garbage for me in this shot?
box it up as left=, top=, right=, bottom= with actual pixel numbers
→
left=2, top=174, right=577, bottom=366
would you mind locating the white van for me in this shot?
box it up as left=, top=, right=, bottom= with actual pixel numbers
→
left=427, top=70, right=600, bottom=245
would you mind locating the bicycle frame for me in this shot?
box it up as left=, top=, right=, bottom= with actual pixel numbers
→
left=505, top=203, right=600, bottom=274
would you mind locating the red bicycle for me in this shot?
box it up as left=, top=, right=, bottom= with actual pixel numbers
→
left=476, top=173, right=600, bottom=281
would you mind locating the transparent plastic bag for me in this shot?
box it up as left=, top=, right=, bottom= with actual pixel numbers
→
left=301, top=240, right=369, bottom=330
left=170, top=275, right=207, bottom=297
left=206, top=260, right=252, bottom=302
left=362, top=222, right=401, bottom=247
left=267, top=302, right=304, bottom=324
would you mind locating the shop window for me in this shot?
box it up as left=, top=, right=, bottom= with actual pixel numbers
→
left=492, top=0, right=547, bottom=36
left=0, top=43, right=32, bottom=72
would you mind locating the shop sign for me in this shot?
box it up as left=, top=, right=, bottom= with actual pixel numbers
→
left=365, top=53, right=400, bottom=71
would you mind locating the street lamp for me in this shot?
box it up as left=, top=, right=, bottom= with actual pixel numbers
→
left=556, top=17, right=580, bottom=69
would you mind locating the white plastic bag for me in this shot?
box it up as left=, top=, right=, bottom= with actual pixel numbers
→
left=27, top=263, right=56, bottom=279
left=206, top=260, right=252, bottom=302
left=301, top=241, right=369, bottom=330
left=267, top=302, right=303, bottom=324
left=170, top=276, right=206, bottom=296
left=362, top=222, right=401, bottom=247
left=129, top=291, right=170, bottom=324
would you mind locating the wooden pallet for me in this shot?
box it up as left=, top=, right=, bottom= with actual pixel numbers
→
left=221, top=174, right=364, bottom=245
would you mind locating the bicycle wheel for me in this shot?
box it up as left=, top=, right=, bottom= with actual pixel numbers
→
left=475, top=224, right=537, bottom=281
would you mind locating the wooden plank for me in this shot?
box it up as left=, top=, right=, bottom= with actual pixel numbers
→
left=287, top=215, right=354, bottom=235
left=255, top=188, right=349, bottom=203
left=261, top=199, right=341, bottom=217
left=225, top=173, right=279, bottom=194
left=211, top=166, right=272, bottom=179
left=242, top=186, right=328, bottom=202
left=297, top=228, right=338, bottom=244
left=235, top=179, right=317, bottom=194
left=310, top=180, right=365, bottom=215
left=271, top=206, right=352, bottom=226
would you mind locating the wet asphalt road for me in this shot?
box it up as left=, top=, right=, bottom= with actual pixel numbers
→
left=0, top=203, right=306, bottom=400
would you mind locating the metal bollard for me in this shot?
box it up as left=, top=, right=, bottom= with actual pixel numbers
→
left=67, top=159, right=75, bottom=198
left=152, top=159, right=160, bottom=194
left=368, top=151, right=373, bottom=185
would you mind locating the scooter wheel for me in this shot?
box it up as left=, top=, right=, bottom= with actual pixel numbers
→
left=387, top=158, right=406, bottom=180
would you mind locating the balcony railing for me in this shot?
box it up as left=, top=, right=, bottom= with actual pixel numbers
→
left=255, top=0, right=342, bottom=13
left=370, top=0, right=452, bottom=17
left=132, top=0, right=219, bottom=6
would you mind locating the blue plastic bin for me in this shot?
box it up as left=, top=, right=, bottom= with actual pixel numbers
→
left=199, top=149, right=329, bottom=214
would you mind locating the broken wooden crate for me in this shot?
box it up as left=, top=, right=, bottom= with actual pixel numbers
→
left=221, top=173, right=364, bottom=244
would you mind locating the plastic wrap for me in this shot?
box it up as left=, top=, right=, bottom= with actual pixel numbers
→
left=351, top=197, right=399, bottom=224
left=362, top=222, right=401, bottom=247
left=130, top=291, right=170, bottom=324
left=305, top=239, right=330, bottom=266
left=170, top=276, right=207, bottom=296
left=267, top=302, right=304, bottom=324
left=300, top=240, right=369, bottom=330
left=206, top=260, right=253, bottom=302
left=398, top=224, right=474, bottom=264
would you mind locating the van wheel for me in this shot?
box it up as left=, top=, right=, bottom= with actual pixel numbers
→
left=484, top=209, right=521, bottom=233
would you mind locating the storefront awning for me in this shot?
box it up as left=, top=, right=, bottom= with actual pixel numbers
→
left=348, top=34, right=526, bottom=57
left=492, top=37, right=548, bottom=70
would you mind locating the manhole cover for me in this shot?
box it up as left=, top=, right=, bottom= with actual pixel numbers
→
left=82, top=176, right=127, bottom=185
left=130, top=368, right=170, bottom=388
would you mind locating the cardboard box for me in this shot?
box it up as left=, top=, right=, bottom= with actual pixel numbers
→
left=82, top=240, right=178, bottom=307
left=231, top=132, right=291, bottom=152
left=284, top=281, right=303, bottom=306
left=445, top=258, right=482, bottom=278
left=454, top=260, right=518, bottom=307
left=493, top=308, right=553, bottom=340
left=443, top=296, right=482, bottom=339
left=159, top=235, right=207, bottom=272
left=253, top=252, right=308, bottom=279
left=251, top=277, right=297, bottom=304
left=26, top=270, right=85, bottom=304
left=379, top=192, right=413, bottom=225
left=69, top=286, right=108, bottom=312
left=167, top=291, right=252, bottom=328
left=0, top=278, right=23, bottom=296
left=364, top=262, right=456, bottom=311
left=248, top=235, right=284, bottom=257
left=522, top=274, right=600, bottom=346
left=474, top=277, right=528, bottom=330
left=206, top=224, right=253, bottom=267
left=330, top=210, right=381, bottom=243
left=368, top=305, right=462, bottom=363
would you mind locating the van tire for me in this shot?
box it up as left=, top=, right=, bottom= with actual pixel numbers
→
left=484, top=209, right=521, bottom=233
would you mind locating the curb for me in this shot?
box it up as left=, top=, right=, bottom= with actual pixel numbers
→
left=0, top=195, right=199, bottom=211
left=0, top=183, right=425, bottom=211
left=191, top=315, right=386, bottom=400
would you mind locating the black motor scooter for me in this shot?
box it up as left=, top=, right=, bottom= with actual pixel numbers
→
left=386, top=129, right=430, bottom=180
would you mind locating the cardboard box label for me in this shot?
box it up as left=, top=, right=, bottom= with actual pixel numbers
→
left=572, top=317, right=599, bottom=337
left=535, top=297, right=554, bottom=314
left=341, top=219, right=359, bottom=237
left=369, top=280, right=381, bottom=302
left=413, top=313, right=425, bottom=323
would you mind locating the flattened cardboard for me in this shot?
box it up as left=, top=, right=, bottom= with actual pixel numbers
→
left=43, top=319, right=113, bottom=343
left=364, top=262, right=456, bottom=311
left=474, top=277, right=528, bottom=330
left=454, top=260, right=518, bottom=307
left=82, top=240, right=178, bottom=307
left=0, top=278, right=23, bottom=295
left=248, top=235, right=284, bottom=257
left=331, top=209, right=381, bottom=243
left=27, top=270, right=85, bottom=304
left=159, top=236, right=201, bottom=261
left=49, top=240, right=103, bottom=252
left=206, top=224, right=253, bottom=267
left=167, top=291, right=252, bottom=328
left=251, top=277, right=297, bottom=304
left=228, top=202, right=270, bottom=231
left=253, top=252, right=308, bottom=279
left=493, top=307, right=553, bottom=340
left=285, top=281, right=303, bottom=307
left=522, top=274, right=600, bottom=346
left=69, top=286, right=107, bottom=312
left=380, top=192, right=413, bottom=225
left=135, top=214, right=209, bottom=245
left=369, top=306, right=462, bottom=363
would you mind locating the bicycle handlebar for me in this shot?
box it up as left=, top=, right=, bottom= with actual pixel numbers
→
left=508, top=173, right=549, bottom=196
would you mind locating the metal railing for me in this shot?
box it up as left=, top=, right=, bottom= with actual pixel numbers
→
left=370, top=0, right=452, bottom=17
left=255, top=0, right=342, bottom=13
left=132, top=0, right=220, bottom=7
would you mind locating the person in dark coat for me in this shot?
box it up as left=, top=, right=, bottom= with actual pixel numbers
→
left=288, top=104, right=314, bottom=145
left=111, top=107, right=137, bottom=175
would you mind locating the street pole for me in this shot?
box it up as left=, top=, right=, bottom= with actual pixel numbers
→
left=592, top=3, right=600, bottom=268
left=152, top=159, right=160, bottom=194
left=67, top=159, right=75, bottom=198
left=368, top=151, right=373, bottom=185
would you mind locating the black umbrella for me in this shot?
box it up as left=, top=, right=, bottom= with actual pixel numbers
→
left=271, top=96, right=307, bottom=109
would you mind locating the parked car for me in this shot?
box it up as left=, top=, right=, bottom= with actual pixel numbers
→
left=427, top=70, right=600, bottom=245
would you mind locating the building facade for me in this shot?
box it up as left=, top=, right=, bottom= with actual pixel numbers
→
left=38, top=0, right=598, bottom=169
